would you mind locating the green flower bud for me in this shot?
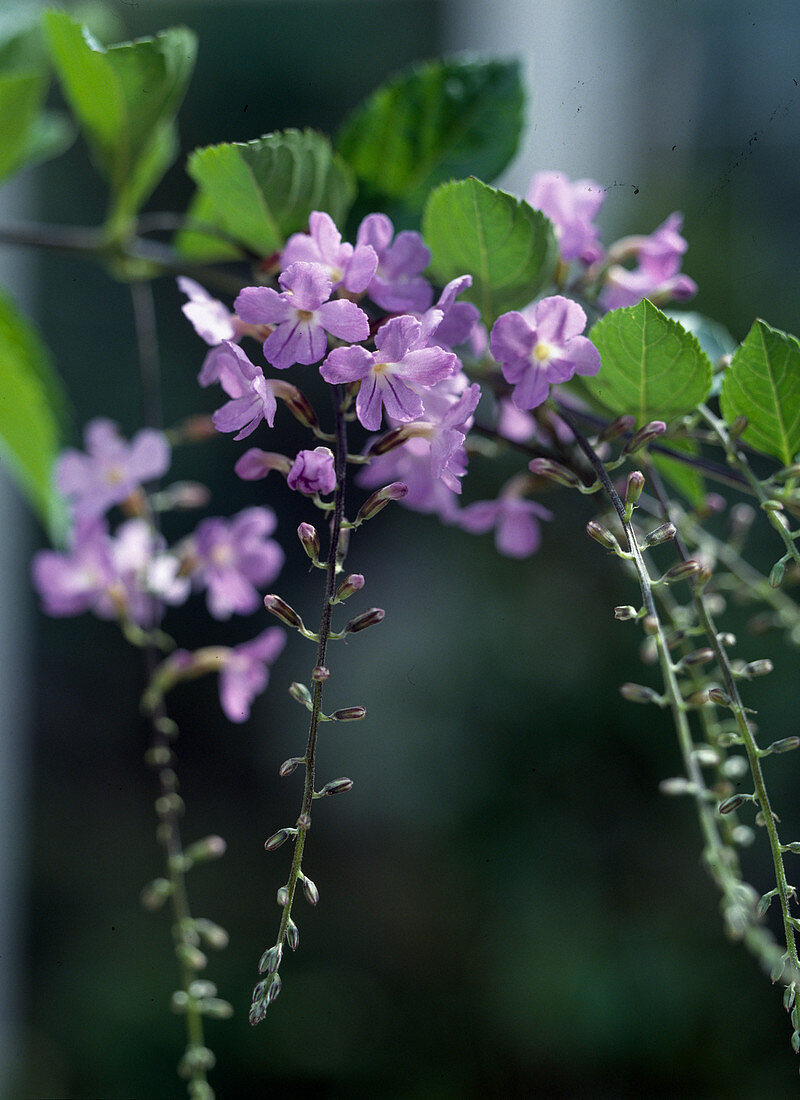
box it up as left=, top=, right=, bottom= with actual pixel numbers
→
left=344, top=608, right=385, bottom=634
left=331, top=706, right=366, bottom=721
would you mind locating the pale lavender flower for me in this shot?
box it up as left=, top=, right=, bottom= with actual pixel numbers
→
left=359, top=439, right=461, bottom=520
left=321, top=314, right=457, bottom=431
left=56, top=419, right=170, bottom=520
left=218, top=627, right=286, bottom=722
left=32, top=518, right=117, bottom=618
left=416, top=275, right=480, bottom=349
left=210, top=342, right=278, bottom=439
left=600, top=213, right=697, bottom=311
left=490, top=296, right=601, bottom=410
left=177, top=276, right=241, bottom=345
left=234, top=262, right=370, bottom=371
left=188, top=508, right=284, bottom=619
left=287, top=447, right=336, bottom=495
left=457, top=496, right=552, bottom=558
left=526, top=170, right=605, bottom=264
left=356, top=213, right=433, bottom=313
left=281, top=211, right=378, bottom=294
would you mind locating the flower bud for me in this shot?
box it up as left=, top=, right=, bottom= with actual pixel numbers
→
left=264, top=828, right=295, bottom=851
left=728, top=414, right=748, bottom=441
left=297, top=522, right=320, bottom=562
left=177, top=943, right=208, bottom=971
left=640, top=522, right=676, bottom=549
left=661, top=559, right=703, bottom=583
left=141, top=877, right=172, bottom=911
left=194, top=919, right=229, bottom=950
left=199, top=997, right=234, bottom=1020
left=188, top=980, right=217, bottom=1000
left=625, top=471, right=645, bottom=507
left=681, top=647, right=715, bottom=667
left=330, top=706, right=367, bottom=721
left=659, top=777, right=695, bottom=796
left=335, top=574, right=365, bottom=602
left=258, top=945, right=283, bottom=974
left=619, top=682, right=662, bottom=704
left=145, top=746, right=174, bottom=768
left=286, top=918, right=299, bottom=952
left=289, top=681, right=313, bottom=707
left=528, top=457, right=582, bottom=488
left=301, top=874, right=319, bottom=906
left=276, top=886, right=290, bottom=908
left=279, top=757, right=304, bottom=777
left=621, top=420, right=667, bottom=455
left=599, top=414, right=636, bottom=442
left=264, top=594, right=304, bottom=629
left=742, top=659, right=773, bottom=678
left=270, top=379, right=319, bottom=429
left=369, top=426, right=413, bottom=456
left=767, top=736, right=800, bottom=754
left=312, top=665, right=330, bottom=682
left=296, top=812, right=311, bottom=830
left=614, top=605, right=638, bottom=620
left=266, top=973, right=282, bottom=1005
left=586, top=521, right=621, bottom=552
left=770, top=560, right=785, bottom=588
left=355, top=483, right=408, bottom=524
left=708, top=687, right=731, bottom=706
left=318, top=777, right=354, bottom=797
left=185, top=835, right=226, bottom=863
left=718, top=795, right=746, bottom=815
left=344, top=608, right=385, bottom=634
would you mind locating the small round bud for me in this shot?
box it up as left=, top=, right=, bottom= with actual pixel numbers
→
left=318, top=777, right=354, bottom=797
left=266, top=973, right=282, bottom=1005
left=178, top=1046, right=216, bottom=1077
left=369, top=426, right=412, bottom=456
left=619, top=682, right=661, bottom=704
left=718, top=794, right=746, bottom=815
left=177, top=943, right=208, bottom=971
left=344, top=608, right=385, bottom=634
left=145, top=746, right=174, bottom=768
left=586, top=521, right=621, bottom=552
left=296, top=812, right=311, bottom=830
left=708, top=687, right=731, bottom=706
left=286, top=918, right=299, bottom=951
left=154, top=715, right=179, bottom=738
left=640, top=522, right=676, bottom=549
left=185, top=835, right=226, bottom=863
left=279, top=757, right=304, bottom=777
left=642, top=615, right=659, bottom=636
left=264, top=828, right=294, bottom=852
left=770, top=560, right=786, bottom=588
left=599, top=414, right=635, bottom=442
left=297, top=522, right=320, bottom=562
left=681, top=647, right=715, bottom=667
left=742, top=659, right=773, bottom=678
left=171, top=990, right=190, bottom=1013
left=188, top=980, right=217, bottom=1000
left=155, top=793, right=185, bottom=817
left=194, top=919, right=229, bottom=950
left=728, top=414, right=748, bottom=441
left=355, top=482, right=408, bottom=523
left=614, top=605, right=638, bottom=621
left=289, top=681, right=313, bottom=707
left=199, top=997, right=234, bottom=1020
left=312, top=665, right=330, bottom=682
left=141, top=877, right=172, bottom=911
left=301, top=875, right=319, bottom=906
left=276, top=886, right=290, bottom=908
left=528, top=458, right=582, bottom=488
left=767, top=736, right=800, bottom=754
left=335, top=574, right=365, bottom=602
left=330, top=706, right=367, bottom=721
left=659, top=777, right=694, bottom=796
left=662, top=559, right=702, bottom=583
left=264, top=594, right=304, bottom=629
left=258, top=944, right=283, bottom=974
left=625, top=471, right=645, bottom=507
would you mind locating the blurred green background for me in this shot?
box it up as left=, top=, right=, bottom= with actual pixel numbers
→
left=7, top=0, right=800, bottom=1096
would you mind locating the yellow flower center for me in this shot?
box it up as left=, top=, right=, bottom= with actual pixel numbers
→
left=296, top=309, right=314, bottom=322
left=532, top=341, right=552, bottom=363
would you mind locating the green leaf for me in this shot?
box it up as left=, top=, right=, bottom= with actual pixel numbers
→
left=43, top=12, right=196, bottom=221
left=173, top=189, right=245, bottom=263
left=422, top=178, right=557, bottom=326
left=0, top=287, right=71, bottom=540
left=584, top=299, right=713, bottom=423
left=0, top=70, right=47, bottom=184
left=184, top=130, right=356, bottom=256
left=336, top=56, right=524, bottom=213
left=720, top=319, right=800, bottom=467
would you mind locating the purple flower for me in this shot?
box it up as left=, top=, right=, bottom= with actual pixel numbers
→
left=219, top=627, right=286, bottom=722
left=321, top=314, right=457, bottom=431
left=188, top=508, right=285, bottom=619
left=234, top=262, right=370, bottom=372
left=415, top=275, right=480, bottom=349
left=281, top=212, right=378, bottom=294
left=177, top=277, right=241, bottom=345
left=287, top=447, right=337, bottom=495
left=210, top=342, right=278, bottom=440
left=356, top=213, right=433, bottom=313
left=526, top=171, right=605, bottom=264
left=490, top=296, right=601, bottom=410
left=56, top=419, right=170, bottom=520
left=457, top=496, right=552, bottom=558
left=32, top=517, right=188, bottom=625
left=600, top=213, right=698, bottom=311
left=359, top=439, right=461, bottom=520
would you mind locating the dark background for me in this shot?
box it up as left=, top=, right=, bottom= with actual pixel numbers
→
left=8, top=0, right=800, bottom=1095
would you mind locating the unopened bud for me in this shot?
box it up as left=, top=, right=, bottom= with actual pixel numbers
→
left=640, top=522, right=676, bottom=549
left=681, top=647, right=715, bottom=667
left=528, top=457, right=583, bottom=488
left=145, top=746, right=174, bottom=768
left=279, top=757, right=304, bottom=777
left=369, top=426, right=412, bottom=456
left=625, top=471, right=645, bottom=507
left=296, top=812, right=311, bottom=830
left=770, top=561, right=785, bottom=588
left=355, top=482, right=408, bottom=524
left=335, top=574, right=365, bottom=602
left=286, top=918, right=299, bottom=951
left=289, top=681, right=313, bottom=707
left=185, top=835, right=226, bottom=863
left=659, top=777, right=695, bottom=796
left=662, top=559, right=702, bottom=583
left=276, top=886, right=290, bottom=908
left=717, top=632, right=736, bottom=647
left=621, top=420, right=667, bottom=455
left=599, top=414, right=636, bottom=442
left=318, top=777, right=354, bottom=796
left=311, top=665, right=329, bottom=682
left=258, top=944, right=283, bottom=974
left=742, top=659, right=773, bottom=678
left=330, top=706, right=366, bottom=721
left=266, top=973, right=282, bottom=1005
left=188, top=980, right=217, bottom=1000
left=301, top=875, right=319, bottom=906
left=141, top=877, right=172, bottom=911
left=177, top=943, right=207, bottom=971
left=728, top=414, right=748, bottom=442
left=614, top=605, right=638, bottom=620
left=264, top=594, right=304, bottom=629
left=264, top=828, right=294, bottom=851
left=199, top=997, right=234, bottom=1020
left=297, top=522, right=320, bottom=562
left=619, top=682, right=662, bottom=704
left=767, top=737, right=800, bottom=754
left=271, top=379, right=319, bottom=429
left=586, top=520, right=621, bottom=552
left=718, top=795, right=745, bottom=815
left=344, top=607, right=385, bottom=634
left=194, top=919, right=229, bottom=950
left=708, top=687, right=731, bottom=706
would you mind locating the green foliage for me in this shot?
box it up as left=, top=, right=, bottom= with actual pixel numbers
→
left=179, top=130, right=356, bottom=260
left=42, top=11, right=196, bottom=234
left=336, top=56, right=524, bottom=215
left=422, top=178, right=557, bottom=326
left=585, top=299, right=713, bottom=423
left=720, top=319, right=800, bottom=467
left=0, top=288, right=70, bottom=541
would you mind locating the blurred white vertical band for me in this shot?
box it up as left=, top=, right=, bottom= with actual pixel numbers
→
left=0, top=170, right=34, bottom=1100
